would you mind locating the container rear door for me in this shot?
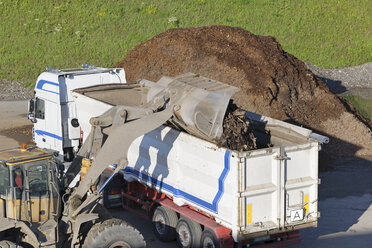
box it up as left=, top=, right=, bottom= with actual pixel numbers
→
left=284, top=142, right=319, bottom=227
left=239, top=142, right=318, bottom=235
left=240, top=147, right=283, bottom=233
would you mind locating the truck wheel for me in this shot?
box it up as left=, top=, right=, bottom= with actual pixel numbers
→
left=63, top=148, right=74, bottom=162
left=201, top=229, right=220, bottom=248
left=0, top=240, right=22, bottom=248
left=176, top=217, right=202, bottom=248
left=83, top=218, right=146, bottom=248
left=152, top=206, right=178, bottom=242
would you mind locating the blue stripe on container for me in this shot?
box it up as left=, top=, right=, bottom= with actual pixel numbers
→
left=36, top=80, right=59, bottom=95
left=122, top=150, right=231, bottom=213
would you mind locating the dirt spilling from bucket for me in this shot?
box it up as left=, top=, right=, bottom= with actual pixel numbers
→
left=115, top=26, right=372, bottom=162
left=217, top=102, right=259, bottom=152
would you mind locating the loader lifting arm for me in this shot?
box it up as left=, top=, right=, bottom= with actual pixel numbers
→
left=62, top=73, right=237, bottom=222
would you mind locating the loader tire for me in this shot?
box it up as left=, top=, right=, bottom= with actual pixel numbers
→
left=83, top=218, right=146, bottom=248
left=94, top=203, right=112, bottom=220
left=0, top=240, right=22, bottom=248
left=79, top=203, right=113, bottom=244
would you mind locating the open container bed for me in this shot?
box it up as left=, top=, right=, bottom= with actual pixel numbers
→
left=122, top=111, right=325, bottom=242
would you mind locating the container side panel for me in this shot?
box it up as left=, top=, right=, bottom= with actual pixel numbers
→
left=126, top=126, right=237, bottom=227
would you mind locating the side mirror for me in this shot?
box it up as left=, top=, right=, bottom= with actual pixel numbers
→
left=28, top=99, right=36, bottom=123
left=28, top=99, right=35, bottom=112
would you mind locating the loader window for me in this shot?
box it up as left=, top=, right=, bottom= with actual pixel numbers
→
left=12, top=168, right=23, bottom=199
left=28, top=165, right=48, bottom=197
left=35, top=98, right=45, bottom=119
left=0, top=164, right=9, bottom=195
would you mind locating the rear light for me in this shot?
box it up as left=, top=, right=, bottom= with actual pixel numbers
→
left=108, top=189, right=121, bottom=195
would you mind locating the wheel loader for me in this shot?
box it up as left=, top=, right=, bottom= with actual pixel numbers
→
left=0, top=73, right=238, bottom=247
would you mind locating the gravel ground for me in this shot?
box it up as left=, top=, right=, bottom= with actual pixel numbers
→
left=0, top=79, right=33, bottom=101
left=306, top=62, right=372, bottom=99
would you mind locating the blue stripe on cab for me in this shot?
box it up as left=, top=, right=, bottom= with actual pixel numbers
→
left=123, top=150, right=231, bottom=213
left=35, top=130, right=62, bottom=141
left=36, top=80, right=59, bottom=95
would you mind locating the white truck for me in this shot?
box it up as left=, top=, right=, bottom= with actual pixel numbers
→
left=27, top=65, right=126, bottom=161
left=28, top=67, right=328, bottom=247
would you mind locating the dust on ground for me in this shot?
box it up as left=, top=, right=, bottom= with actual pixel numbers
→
left=0, top=125, right=34, bottom=146
left=115, top=25, right=372, bottom=164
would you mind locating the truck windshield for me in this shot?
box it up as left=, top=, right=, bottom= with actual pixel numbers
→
left=0, top=164, right=9, bottom=195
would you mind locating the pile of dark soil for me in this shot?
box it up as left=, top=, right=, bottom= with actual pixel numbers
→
left=116, top=26, right=372, bottom=161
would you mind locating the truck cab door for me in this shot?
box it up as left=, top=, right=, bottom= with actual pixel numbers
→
left=33, top=97, right=63, bottom=155
left=33, top=97, right=48, bottom=148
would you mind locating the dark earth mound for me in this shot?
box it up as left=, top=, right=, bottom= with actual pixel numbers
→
left=116, top=26, right=372, bottom=162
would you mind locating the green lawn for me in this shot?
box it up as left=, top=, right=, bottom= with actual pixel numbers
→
left=343, top=96, right=372, bottom=120
left=0, top=0, right=371, bottom=86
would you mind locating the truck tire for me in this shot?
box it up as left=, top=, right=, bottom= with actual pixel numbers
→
left=200, top=229, right=220, bottom=248
left=176, top=217, right=202, bottom=248
left=152, top=206, right=178, bottom=242
left=63, top=148, right=74, bottom=162
left=82, top=218, right=146, bottom=248
left=0, top=240, right=22, bottom=248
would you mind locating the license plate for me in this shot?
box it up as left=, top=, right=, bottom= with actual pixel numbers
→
left=254, top=235, right=270, bottom=243
left=290, top=209, right=304, bottom=222
left=108, top=194, right=121, bottom=200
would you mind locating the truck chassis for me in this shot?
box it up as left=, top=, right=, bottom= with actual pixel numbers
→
left=121, top=180, right=301, bottom=248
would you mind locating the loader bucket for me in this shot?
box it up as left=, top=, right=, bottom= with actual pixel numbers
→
left=73, top=73, right=238, bottom=142
left=148, top=73, right=238, bottom=142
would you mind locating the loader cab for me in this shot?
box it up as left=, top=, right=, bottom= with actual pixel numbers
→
left=28, top=66, right=126, bottom=162
left=0, top=146, right=61, bottom=223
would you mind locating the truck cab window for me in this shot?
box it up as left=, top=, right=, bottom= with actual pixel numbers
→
left=35, top=98, right=45, bottom=119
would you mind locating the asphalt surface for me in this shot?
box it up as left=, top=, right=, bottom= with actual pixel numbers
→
left=0, top=101, right=371, bottom=248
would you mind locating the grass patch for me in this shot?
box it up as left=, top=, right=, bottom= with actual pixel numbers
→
left=343, top=96, right=372, bottom=120
left=0, top=0, right=371, bottom=85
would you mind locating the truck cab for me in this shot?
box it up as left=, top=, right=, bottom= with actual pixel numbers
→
left=28, top=65, right=126, bottom=161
